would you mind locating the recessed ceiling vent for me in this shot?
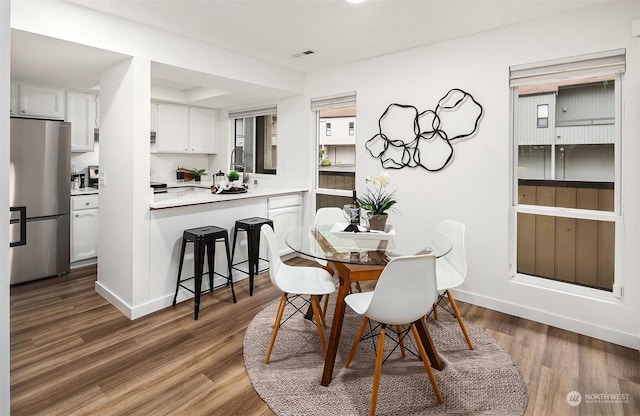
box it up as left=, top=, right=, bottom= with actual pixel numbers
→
left=294, top=50, right=316, bottom=58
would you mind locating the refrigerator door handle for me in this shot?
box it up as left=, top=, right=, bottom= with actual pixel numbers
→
left=9, top=206, right=27, bottom=247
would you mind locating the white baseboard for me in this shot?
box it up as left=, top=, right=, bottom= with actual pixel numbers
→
left=94, top=280, right=134, bottom=319
left=70, top=257, right=97, bottom=269
left=96, top=273, right=251, bottom=320
left=453, top=289, right=639, bottom=350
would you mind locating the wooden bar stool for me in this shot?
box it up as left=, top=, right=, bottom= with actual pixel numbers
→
left=172, top=225, right=237, bottom=319
left=230, top=217, right=274, bottom=296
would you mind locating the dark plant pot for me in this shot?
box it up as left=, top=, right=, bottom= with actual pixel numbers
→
left=194, top=175, right=201, bottom=182
left=368, top=213, right=388, bottom=231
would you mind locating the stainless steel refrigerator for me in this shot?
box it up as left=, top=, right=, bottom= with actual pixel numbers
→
left=9, top=118, right=71, bottom=284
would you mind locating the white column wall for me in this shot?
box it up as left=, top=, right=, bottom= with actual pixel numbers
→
left=301, top=1, right=640, bottom=348
left=1, top=0, right=11, bottom=411
left=95, top=57, right=151, bottom=317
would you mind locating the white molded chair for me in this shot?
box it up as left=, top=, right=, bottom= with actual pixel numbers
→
left=262, top=226, right=336, bottom=364
left=344, top=254, right=443, bottom=415
left=433, top=219, right=474, bottom=350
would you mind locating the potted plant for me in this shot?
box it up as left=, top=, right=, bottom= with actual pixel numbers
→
left=357, top=172, right=398, bottom=231
left=227, top=170, right=240, bottom=183
left=189, top=168, right=207, bottom=182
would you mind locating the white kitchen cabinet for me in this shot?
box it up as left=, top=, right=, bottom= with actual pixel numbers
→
left=66, top=91, right=98, bottom=152
left=154, top=103, right=217, bottom=153
left=71, top=195, right=99, bottom=263
left=9, top=83, right=17, bottom=116
left=188, top=107, right=216, bottom=153
left=266, top=194, right=302, bottom=256
left=15, top=83, right=65, bottom=119
left=156, top=103, right=189, bottom=152
left=150, top=102, right=158, bottom=133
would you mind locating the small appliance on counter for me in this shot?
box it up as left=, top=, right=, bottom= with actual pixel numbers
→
left=88, top=165, right=99, bottom=188
left=150, top=182, right=168, bottom=193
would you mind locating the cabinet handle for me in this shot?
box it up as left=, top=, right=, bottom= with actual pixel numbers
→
left=85, top=202, right=90, bottom=206
left=21, top=110, right=26, bottom=114
left=75, top=214, right=79, bottom=218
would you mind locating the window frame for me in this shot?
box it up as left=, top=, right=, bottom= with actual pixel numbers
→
left=311, top=92, right=357, bottom=210
left=509, top=52, right=624, bottom=301
left=229, top=106, right=277, bottom=175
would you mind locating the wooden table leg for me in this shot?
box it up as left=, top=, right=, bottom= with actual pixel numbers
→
left=413, top=317, right=444, bottom=370
left=319, top=261, right=444, bottom=386
left=321, top=273, right=351, bottom=386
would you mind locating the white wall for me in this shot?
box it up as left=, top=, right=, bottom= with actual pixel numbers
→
left=1, top=0, right=11, bottom=411
left=300, top=2, right=640, bottom=349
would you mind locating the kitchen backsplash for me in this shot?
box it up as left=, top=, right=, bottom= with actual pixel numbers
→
left=151, top=153, right=213, bottom=184
left=71, top=142, right=99, bottom=180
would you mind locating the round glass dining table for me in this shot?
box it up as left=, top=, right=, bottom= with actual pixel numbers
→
left=285, top=221, right=453, bottom=387
left=285, top=222, right=452, bottom=266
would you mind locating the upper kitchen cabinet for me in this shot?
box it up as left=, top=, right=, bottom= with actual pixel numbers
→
left=9, top=83, right=17, bottom=116
left=66, top=91, right=98, bottom=152
left=156, top=103, right=189, bottom=153
left=188, top=107, right=216, bottom=154
left=12, top=83, right=65, bottom=119
left=154, top=102, right=216, bottom=154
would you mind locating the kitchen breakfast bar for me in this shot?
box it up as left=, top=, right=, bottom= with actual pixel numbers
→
left=144, top=186, right=307, bottom=314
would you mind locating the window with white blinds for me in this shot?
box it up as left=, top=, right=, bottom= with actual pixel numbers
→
left=310, top=92, right=356, bottom=112
left=510, top=49, right=624, bottom=297
left=509, top=49, right=625, bottom=87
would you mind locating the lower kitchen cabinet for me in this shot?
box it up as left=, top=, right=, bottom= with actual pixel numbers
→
left=266, top=194, right=302, bottom=256
left=71, top=195, right=99, bottom=263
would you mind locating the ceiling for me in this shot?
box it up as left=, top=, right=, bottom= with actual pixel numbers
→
left=66, top=0, right=611, bottom=73
left=11, top=0, right=612, bottom=108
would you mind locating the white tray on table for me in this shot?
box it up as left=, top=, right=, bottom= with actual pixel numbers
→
left=329, top=222, right=395, bottom=240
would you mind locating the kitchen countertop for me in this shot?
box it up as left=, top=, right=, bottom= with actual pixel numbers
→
left=71, top=187, right=99, bottom=196
left=150, top=186, right=308, bottom=210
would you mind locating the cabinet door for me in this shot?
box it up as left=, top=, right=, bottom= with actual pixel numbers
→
left=18, top=84, right=65, bottom=119
left=156, top=103, right=189, bottom=153
left=9, top=83, right=17, bottom=116
left=267, top=205, right=302, bottom=256
left=150, top=102, right=158, bottom=133
left=66, top=91, right=97, bottom=152
left=189, top=107, right=216, bottom=153
left=71, top=208, right=99, bottom=262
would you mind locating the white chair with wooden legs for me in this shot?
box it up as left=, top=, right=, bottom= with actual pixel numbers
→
left=433, top=219, right=474, bottom=350
left=314, top=207, right=362, bottom=316
left=261, top=226, right=336, bottom=364
left=344, top=254, right=443, bottom=416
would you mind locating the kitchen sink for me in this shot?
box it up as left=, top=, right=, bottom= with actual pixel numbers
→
left=165, top=185, right=210, bottom=193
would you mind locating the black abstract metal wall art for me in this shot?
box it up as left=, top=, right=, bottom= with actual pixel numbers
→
left=365, top=88, right=483, bottom=171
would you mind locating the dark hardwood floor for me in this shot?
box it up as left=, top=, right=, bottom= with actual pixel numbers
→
left=10, top=261, right=640, bottom=415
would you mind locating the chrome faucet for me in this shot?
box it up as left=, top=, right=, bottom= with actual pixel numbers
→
left=230, top=147, right=246, bottom=172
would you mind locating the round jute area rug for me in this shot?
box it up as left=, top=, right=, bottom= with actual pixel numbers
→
left=244, top=298, right=528, bottom=416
